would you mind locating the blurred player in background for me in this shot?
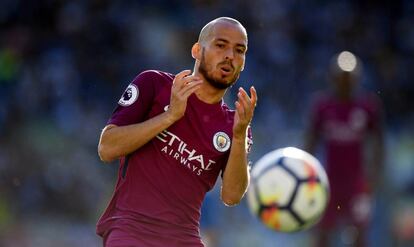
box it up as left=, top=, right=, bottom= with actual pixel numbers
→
left=96, top=17, right=257, bottom=247
left=304, top=51, right=385, bottom=247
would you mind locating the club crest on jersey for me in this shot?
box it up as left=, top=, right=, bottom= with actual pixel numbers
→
left=213, top=132, right=231, bottom=152
left=118, top=84, right=138, bottom=106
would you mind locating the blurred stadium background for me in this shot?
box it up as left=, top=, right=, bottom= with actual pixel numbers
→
left=1, top=0, right=413, bottom=246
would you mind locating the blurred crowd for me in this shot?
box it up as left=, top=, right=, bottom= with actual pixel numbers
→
left=0, top=0, right=413, bottom=246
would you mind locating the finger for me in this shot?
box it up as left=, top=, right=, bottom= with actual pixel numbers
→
left=175, top=75, right=201, bottom=92
left=238, top=86, right=257, bottom=116
left=250, top=86, right=258, bottom=107
left=237, top=88, right=250, bottom=107
left=235, top=100, right=246, bottom=119
left=175, top=70, right=192, bottom=80
left=181, top=82, right=203, bottom=98
left=173, top=70, right=192, bottom=87
left=181, top=74, right=201, bottom=86
left=237, top=88, right=252, bottom=116
left=179, top=80, right=203, bottom=95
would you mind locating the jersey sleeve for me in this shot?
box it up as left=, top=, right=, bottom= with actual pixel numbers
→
left=107, top=71, right=157, bottom=126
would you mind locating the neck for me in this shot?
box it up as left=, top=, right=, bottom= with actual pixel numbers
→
left=193, top=67, right=227, bottom=104
left=195, top=82, right=227, bottom=104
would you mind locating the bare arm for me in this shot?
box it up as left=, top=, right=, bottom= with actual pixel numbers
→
left=221, top=86, right=257, bottom=206
left=98, top=70, right=202, bottom=162
left=98, top=114, right=175, bottom=162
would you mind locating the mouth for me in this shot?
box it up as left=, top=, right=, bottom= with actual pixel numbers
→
left=219, top=64, right=233, bottom=75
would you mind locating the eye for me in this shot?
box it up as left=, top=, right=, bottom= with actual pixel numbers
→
left=236, top=48, right=245, bottom=54
left=216, top=43, right=225, bottom=48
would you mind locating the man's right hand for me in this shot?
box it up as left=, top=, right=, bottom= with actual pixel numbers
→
left=167, top=70, right=203, bottom=122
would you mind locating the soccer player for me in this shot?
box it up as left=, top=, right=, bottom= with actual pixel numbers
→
left=96, top=17, right=257, bottom=247
left=304, top=51, right=384, bottom=247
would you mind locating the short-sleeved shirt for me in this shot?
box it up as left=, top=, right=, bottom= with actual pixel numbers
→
left=308, top=91, right=382, bottom=195
left=96, top=70, right=252, bottom=246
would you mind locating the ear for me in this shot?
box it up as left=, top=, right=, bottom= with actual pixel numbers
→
left=191, top=43, right=201, bottom=60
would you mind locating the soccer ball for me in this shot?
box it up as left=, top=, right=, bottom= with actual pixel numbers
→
left=246, top=147, right=330, bottom=232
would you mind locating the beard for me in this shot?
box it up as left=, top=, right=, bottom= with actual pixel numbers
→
left=198, top=49, right=240, bottom=90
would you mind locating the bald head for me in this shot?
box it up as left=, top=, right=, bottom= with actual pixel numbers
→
left=191, top=17, right=248, bottom=91
left=198, top=17, right=247, bottom=45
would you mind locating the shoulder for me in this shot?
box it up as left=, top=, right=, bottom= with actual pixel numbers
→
left=133, top=70, right=174, bottom=85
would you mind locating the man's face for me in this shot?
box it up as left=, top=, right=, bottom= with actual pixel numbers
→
left=198, top=22, right=247, bottom=89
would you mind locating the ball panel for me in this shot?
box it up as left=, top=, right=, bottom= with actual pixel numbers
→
left=292, top=182, right=329, bottom=223
left=260, top=207, right=300, bottom=232
left=281, top=147, right=326, bottom=183
left=256, top=167, right=296, bottom=206
left=278, top=211, right=301, bottom=232
left=261, top=207, right=282, bottom=231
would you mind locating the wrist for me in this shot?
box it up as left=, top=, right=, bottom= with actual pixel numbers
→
left=232, top=134, right=246, bottom=143
left=163, top=111, right=179, bottom=126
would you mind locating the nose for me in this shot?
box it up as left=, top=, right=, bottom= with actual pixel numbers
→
left=224, top=48, right=234, bottom=60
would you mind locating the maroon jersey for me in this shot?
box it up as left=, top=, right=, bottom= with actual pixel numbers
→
left=308, top=91, right=382, bottom=226
left=309, top=91, right=382, bottom=188
left=96, top=70, right=252, bottom=246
